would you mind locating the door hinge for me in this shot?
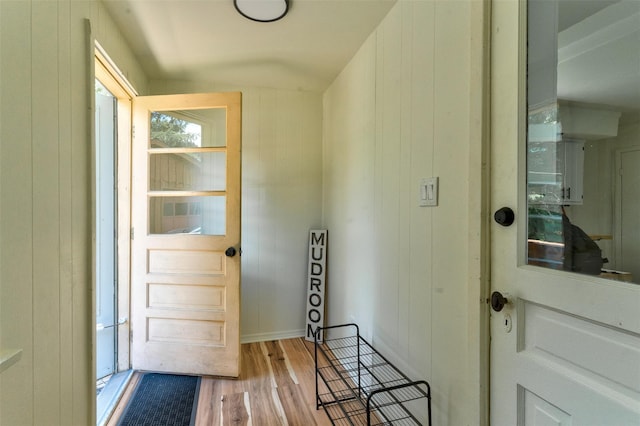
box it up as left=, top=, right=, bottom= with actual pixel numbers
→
left=130, top=227, right=134, bottom=240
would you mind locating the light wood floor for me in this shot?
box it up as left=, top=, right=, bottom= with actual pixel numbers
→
left=107, top=338, right=332, bottom=426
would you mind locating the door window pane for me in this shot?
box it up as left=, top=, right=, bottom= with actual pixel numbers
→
left=149, top=152, right=226, bottom=191
left=150, top=109, right=226, bottom=148
left=526, top=0, right=640, bottom=283
left=149, top=196, right=226, bottom=236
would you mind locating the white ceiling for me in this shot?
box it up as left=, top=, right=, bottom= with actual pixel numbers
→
left=102, top=0, right=397, bottom=92
left=102, top=0, right=638, bottom=111
left=557, top=0, right=640, bottom=111
left=557, top=0, right=618, bottom=31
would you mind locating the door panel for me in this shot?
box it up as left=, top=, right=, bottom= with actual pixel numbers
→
left=520, top=388, right=571, bottom=426
left=147, top=249, right=226, bottom=275
left=522, top=303, right=639, bottom=391
left=131, top=92, right=241, bottom=377
left=490, top=1, right=640, bottom=424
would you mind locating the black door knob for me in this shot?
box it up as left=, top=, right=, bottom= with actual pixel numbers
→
left=225, top=247, right=237, bottom=257
left=494, top=207, right=515, bottom=226
left=490, top=291, right=509, bottom=312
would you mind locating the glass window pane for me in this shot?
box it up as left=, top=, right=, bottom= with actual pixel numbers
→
left=150, top=111, right=202, bottom=148
left=149, top=152, right=226, bottom=191
left=526, top=0, right=640, bottom=283
left=149, top=108, right=226, bottom=148
left=149, top=196, right=226, bottom=236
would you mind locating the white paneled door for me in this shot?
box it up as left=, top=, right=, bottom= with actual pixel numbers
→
left=131, top=93, right=242, bottom=377
left=490, top=1, right=640, bottom=425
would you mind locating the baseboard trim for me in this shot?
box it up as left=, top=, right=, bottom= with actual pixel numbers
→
left=241, top=329, right=305, bottom=344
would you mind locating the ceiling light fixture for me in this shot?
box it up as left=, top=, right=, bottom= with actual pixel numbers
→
left=234, top=0, right=289, bottom=23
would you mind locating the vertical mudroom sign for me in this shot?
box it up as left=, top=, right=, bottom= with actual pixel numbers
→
left=305, top=230, right=327, bottom=342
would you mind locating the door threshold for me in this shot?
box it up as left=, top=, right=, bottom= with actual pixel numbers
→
left=97, top=369, right=133, bottom=426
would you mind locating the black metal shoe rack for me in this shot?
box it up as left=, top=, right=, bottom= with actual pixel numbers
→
left=314, top=323, right=432, bottom=425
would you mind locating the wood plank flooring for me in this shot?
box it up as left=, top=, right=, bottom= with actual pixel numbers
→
left=107, top=338, right=332, bottom=426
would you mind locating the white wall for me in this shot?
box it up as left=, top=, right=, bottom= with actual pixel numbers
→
left=149, top=80, right=324, bottom=342
left=322, top=1, right=485, bottom=424
left=0, top=1, right=145, bottom=424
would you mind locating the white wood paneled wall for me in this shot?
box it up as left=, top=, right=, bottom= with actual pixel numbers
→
left=323, top=2, right=486, bottom=424
left=239, top=88, right=323, bottom=342
left=149, top=80, right=324, bottom=343
left=0, top=1, right=145, bottom=424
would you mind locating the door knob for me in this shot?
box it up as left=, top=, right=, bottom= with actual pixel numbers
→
left=490, top=291, right=509, bottom=312
left=494, top=207, right=515, bottom=226
left=225, top=247, right=237, bottom=257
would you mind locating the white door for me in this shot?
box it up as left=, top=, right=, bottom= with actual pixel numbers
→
left=490, top=0, right=640, bottom=424
left=95, top=83, right=117, bottom=379
left=131, top=92, right=242, bottom=377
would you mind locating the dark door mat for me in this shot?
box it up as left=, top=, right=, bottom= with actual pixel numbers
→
left=117, top=373, right=201, bottom=426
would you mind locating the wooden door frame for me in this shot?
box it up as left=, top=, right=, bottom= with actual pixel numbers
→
left=95, top=44, right=136, bottom=372
left=487, top=0, right=530, bottom=421
left=614, top=146, right=640, bottom=272
left=472, top=0, right=492, bottom=425
left=486, top=0, right=528, bottom=423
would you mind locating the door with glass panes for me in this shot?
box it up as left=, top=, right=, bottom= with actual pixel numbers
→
left=131, top=92, right=242, bottom=377
left=490, top=0, right=640, bottom=424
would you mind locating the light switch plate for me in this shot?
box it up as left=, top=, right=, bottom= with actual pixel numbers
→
left=419, top=177, right=439, bottom=207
